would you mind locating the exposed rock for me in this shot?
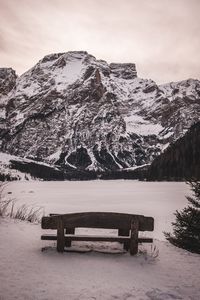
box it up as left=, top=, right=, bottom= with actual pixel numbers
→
left=110, top=63, right=137, bottom=79
left=0, top=51, right=200, bottom=175
left=0, top=68, right=18, bottom=138
left=0, top=68, right=17, bottom=95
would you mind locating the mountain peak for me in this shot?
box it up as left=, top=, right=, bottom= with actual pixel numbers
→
left=40, top=51, right=91, bottom=65
left=0, top=52, right=199, bottom=175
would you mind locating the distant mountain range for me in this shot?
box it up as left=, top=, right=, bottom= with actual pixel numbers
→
left=0, top=51, right=199, bottom=180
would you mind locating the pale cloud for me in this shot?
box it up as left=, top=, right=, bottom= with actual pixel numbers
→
left=0, top=0, right=199, bottom=83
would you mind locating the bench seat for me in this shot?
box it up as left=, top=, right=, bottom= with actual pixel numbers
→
left=41, top=234, right=153, bottom=243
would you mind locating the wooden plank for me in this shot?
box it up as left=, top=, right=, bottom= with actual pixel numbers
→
left=57, top=218, right=65, bottom=252
left=118, top=229, right=129, bottom=236
left=42, top=212, right=154, bottom=231
left=41, top=234, right=57, bottom=240
left=66, top=235, right=130, bottom=242
left=65, top=228, right=75, bottom=247
left=41, top=234, right=129, bottom=242
left=138, top=238, right=153, bottom=243
left=66, top=228, right=75, bottom=234
left=130, top=219, right=139, bottom=255
left=41, top=234, right=153, bottom=243
left=118, top=229, right=130, bottom=250
left=68, top=236, right=152, bottom=243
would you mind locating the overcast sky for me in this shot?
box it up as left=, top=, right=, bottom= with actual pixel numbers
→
left=0, top=0, right=199, bottom=83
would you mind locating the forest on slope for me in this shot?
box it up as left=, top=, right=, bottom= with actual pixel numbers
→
left=147, top=122, right=200, bottom=180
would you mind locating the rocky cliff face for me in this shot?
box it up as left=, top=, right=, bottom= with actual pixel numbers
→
left=1, top=51, right=200, bottom=173
left=0, top=68, right=17, bottom=134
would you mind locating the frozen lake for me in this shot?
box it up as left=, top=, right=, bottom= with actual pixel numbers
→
left=5, top=180, right=190, bottom=240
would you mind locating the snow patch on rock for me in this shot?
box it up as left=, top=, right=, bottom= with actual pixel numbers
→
left=124, top=114, right=164, bottom=136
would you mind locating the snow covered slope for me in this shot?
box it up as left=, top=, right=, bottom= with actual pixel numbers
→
left=1, top=218, right=200, bottom=300
left=0, top=152, right=63, bottom=181
left=0, top=181, right=200, bottom=299
left=1, top=51, right=200, bottom=173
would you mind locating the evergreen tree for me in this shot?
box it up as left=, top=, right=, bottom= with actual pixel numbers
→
left=165, top=181, right=200, bottom=254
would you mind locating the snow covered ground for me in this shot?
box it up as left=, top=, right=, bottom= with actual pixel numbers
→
left=1, top=181, right=200, bottom=300
left=5, top=181, right=189, bottom=240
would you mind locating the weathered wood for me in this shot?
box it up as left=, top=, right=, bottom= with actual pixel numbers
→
left=42, top=212, right=154, bottom=231
left=57, top=218, right=65, bottom=252
left=118, top=229, right=130, bottom=236
left=65, top=228, right=75, bottom=247
left=66, top=228, right=75, bottom=234
left=130, top=219, right=139, bottom=255
left=41, top=234, right=57, bottom=240
left=41, top=212, right=154, bottom=255
left=41, top=234, right=153, bottom=243
left=42, top=234, right=130, bottom=242
left=138, top=237, right=153, bottom=243
left=118, top=229, right=130, bottom=250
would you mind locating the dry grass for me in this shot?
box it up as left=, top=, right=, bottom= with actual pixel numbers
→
left=0, top=182, right=43, bottom=223
left=14, top=204, right=43, bottom=223
left=138, top=243, right=159, bottom=261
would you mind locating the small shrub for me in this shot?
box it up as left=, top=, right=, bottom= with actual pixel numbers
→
left=0, top=182, right=43, bottom=223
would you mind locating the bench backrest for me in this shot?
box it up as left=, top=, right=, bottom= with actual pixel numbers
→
left=42, top=212, right=154, bottom=231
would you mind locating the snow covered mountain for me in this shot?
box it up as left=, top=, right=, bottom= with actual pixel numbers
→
left=0, top=68, right=17, bottom=134
left=0, top=51, right=200, bottom=176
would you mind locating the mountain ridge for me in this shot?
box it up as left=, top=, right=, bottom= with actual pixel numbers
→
left=0, top=51, right=199, bottom=178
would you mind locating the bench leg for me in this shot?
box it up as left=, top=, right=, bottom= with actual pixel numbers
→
left=65, top=228, right=75, bottom=247
left=130, top=219, right=139, bottom=255
left=118, top=229, right=130, bottom=251
left=57, top=219, right=65, bottom=252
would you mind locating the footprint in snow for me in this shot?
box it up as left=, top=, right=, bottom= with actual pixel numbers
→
left=146, top=288, right=182, bottom=300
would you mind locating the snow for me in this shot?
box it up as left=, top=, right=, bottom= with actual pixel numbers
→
left=5, top=52, right=199, bottom=172
left=0, top=152, right=61, bottom=180
left=161, top=142, right=170, bottom=152
left=14, top=52, right=86, bottom=100
left=0, top=109, right=5, bottom=119
left=0, top=151, right=60, bottom=169
left=4, top=181, right=189, bottom=240
left=1, top=181, right=200, bottom=300
left=86, top=148, right=104, bottom=171
left=15, top=76, right=41, bottom=97
left=124, top=114, right=164, bottom=136
left=162, top=131, right=174, bottom=139
left=0, top=152, right=32, bottom=180
left=53, top=57, right=84, bottom=91
left=159, top=79, right=200, bottom=102
left=123, top=164, right=150, bottom=171
left=13, top=111, right=25, bottom=127
left=47, top=149, right=62, bottom=161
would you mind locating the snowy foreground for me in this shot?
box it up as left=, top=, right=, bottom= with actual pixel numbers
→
left=1, top=181, right=200, bottom=300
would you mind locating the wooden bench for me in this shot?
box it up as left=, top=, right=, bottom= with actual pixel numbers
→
left=41, top=212, right=154, bottom=255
